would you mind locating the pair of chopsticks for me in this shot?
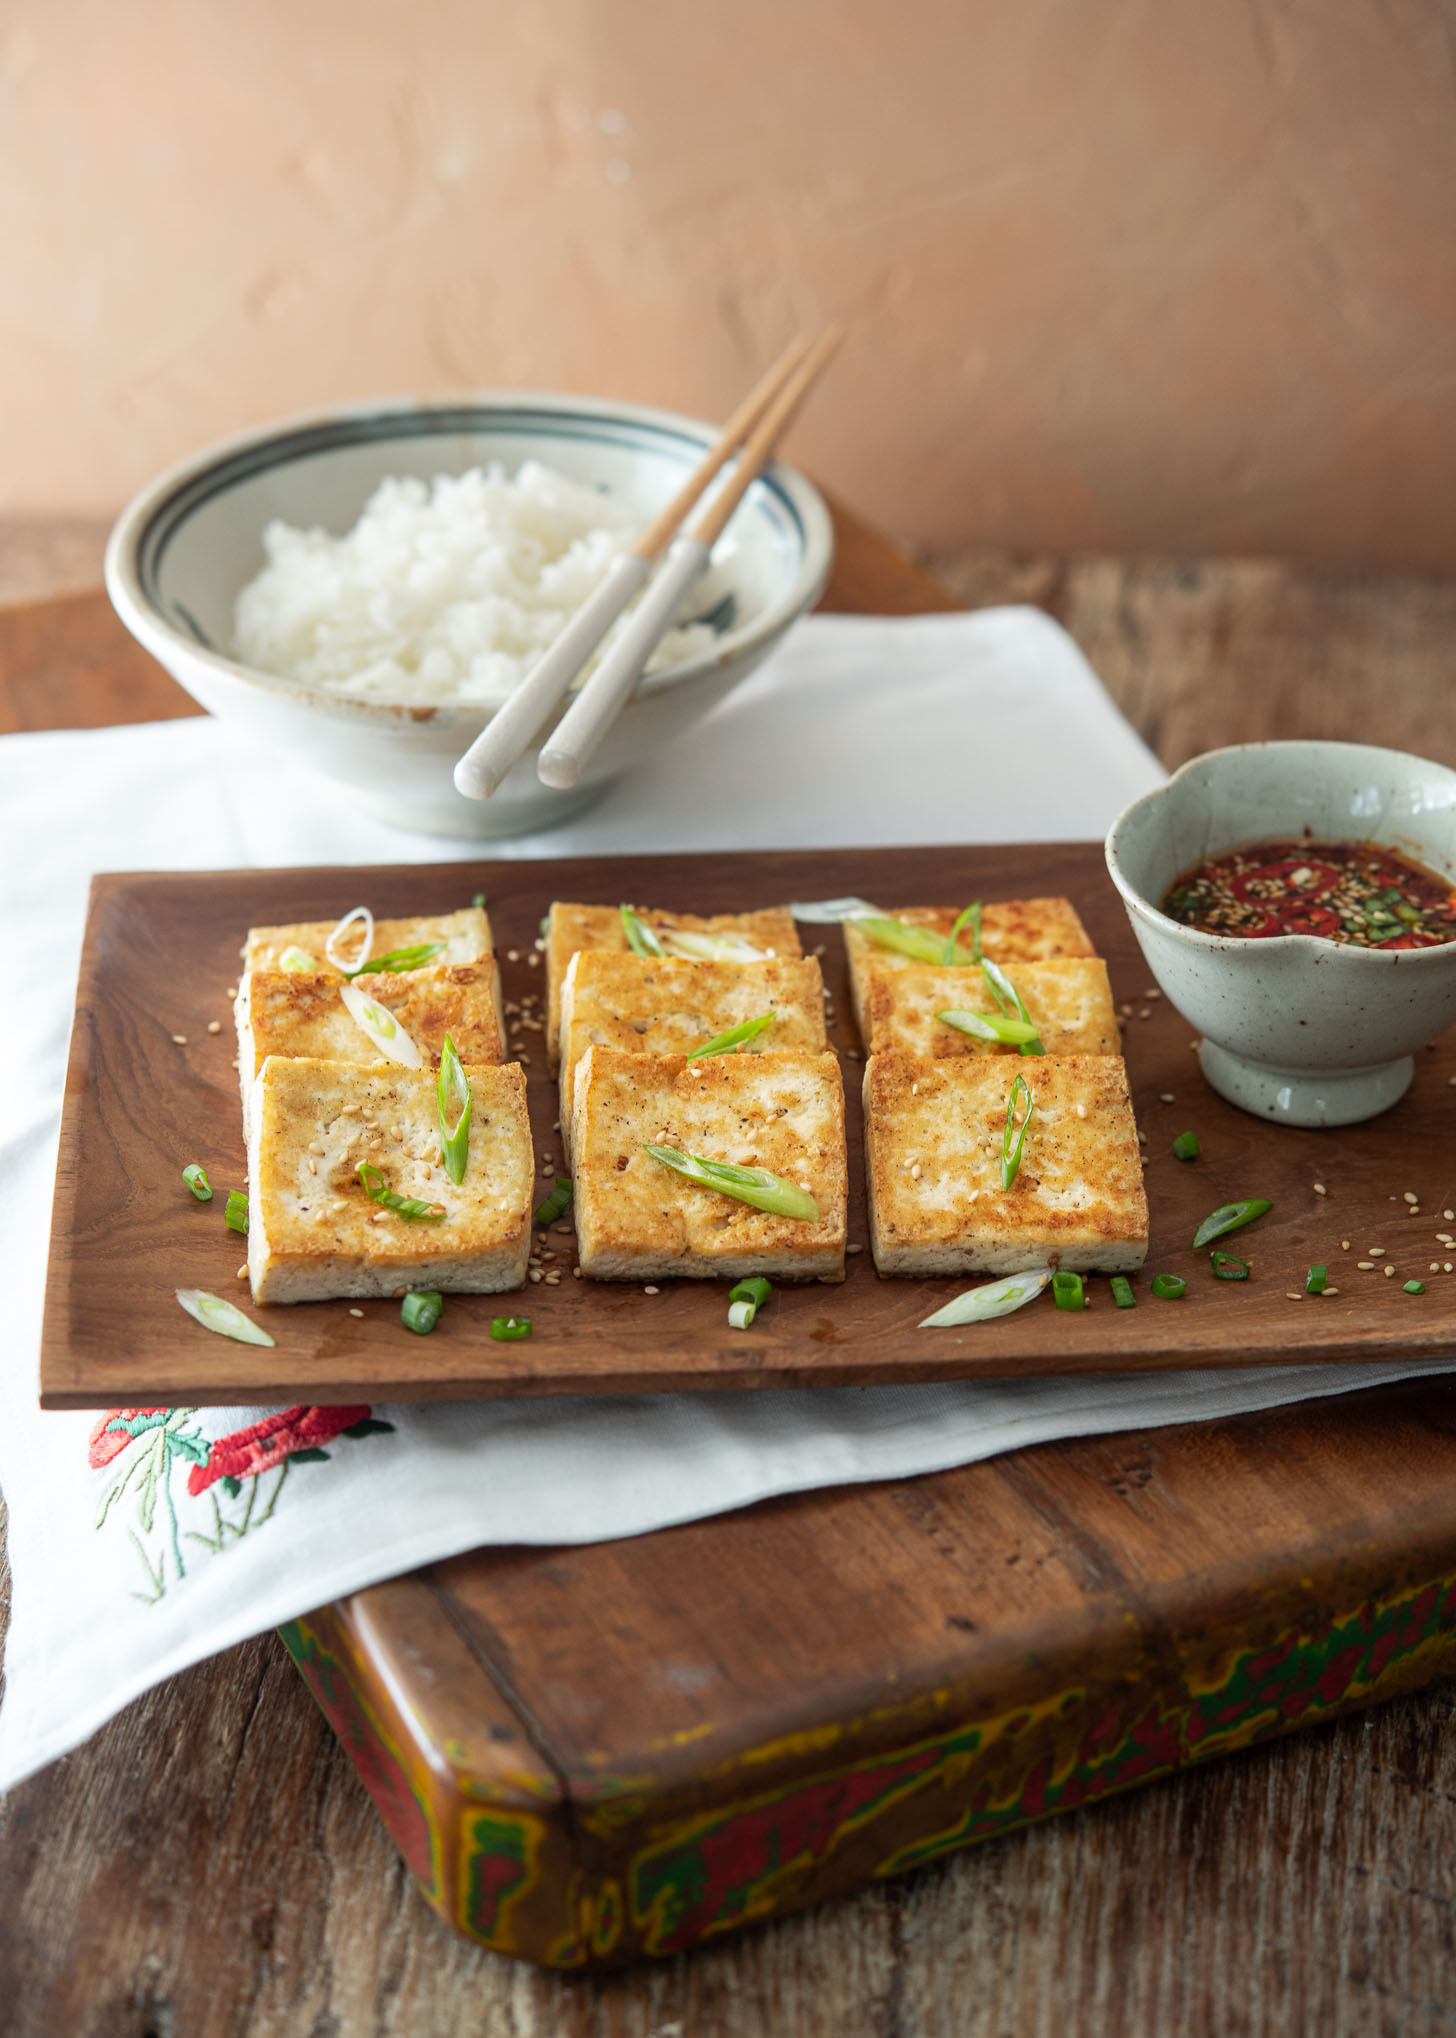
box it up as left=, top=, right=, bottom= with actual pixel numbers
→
left=453, top=327, right=842, bottom=801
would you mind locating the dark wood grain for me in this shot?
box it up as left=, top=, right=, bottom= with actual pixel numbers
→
left=5, top=519, right=1456, bottom=2033
left=44, top=847, right=1456, bottom=1408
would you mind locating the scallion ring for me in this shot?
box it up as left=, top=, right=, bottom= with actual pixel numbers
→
left=686, top=1012, right=775, bottom=1060
left=339, top=983, right=425, bottom=1068
left=1001, top=1073, right=1035, bottom=1190
left=356, top=1161, right=445, bottom=1221
left=981, top=959, right=1045, bottom=1056
left=1405, top=1280, right=1426, bottom=1295
left=224, top=1189, right=249, bottom=1234
left=1172, top=1131, right=1201, bottom=1161
left=1210, top=1250, right=1250, bottom=1281
left=944, top=902, right=983, bottom=966
left=620, top=904, right=666, bottom=958
left=182, top=1163, right=212, bottom=1202
left=436, top=1032, right=471, bottom=1185
left=1305, top=1263, right=1327, bottom=1295
left=533, top=1176, right=573, bottom=1227
left=728, top=1277, right=772, bottom=1330
left=347, top=941, right=445, bottom=979
left=401, top=1290, right=443, bottom=1335
left=1151, top=1273, right=1187, bottom=1299
left=491, top=1315, right=532, bottom=1341
left=937, top=1008, right=1041, bottom=1049
left=643, top=1143, right=820, bottom=1222
left=1052, top=1270, right=1085, bottom=1311
left=1110, top=1275, right=1137, bottom=1309
left=1192, top=1199, right=1272, bottom=1249
left=278, top=945, right=319, bottom=974
left=176, top=1288, right=274, bottom=1347
left=661, top=928, right=769, bottom=962
left=473, top=893, right=487, bottom=910
left=325, top=904, right=374, bottom=975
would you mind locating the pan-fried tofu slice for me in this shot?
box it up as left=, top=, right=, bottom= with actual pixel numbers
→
left=242, top=906, right=493, bottom=977
left=246, top=1056, right=532, bottom=1303
left=545, top=904, right=800, bottom=1067
left=234, top=964, right=505, bottom=1136
left=864, top=1051, right=1147, bottom=1276
left=844, top=899, right=1095, bottom=1045
left=863, top=958, right=1119, bottom=1061
left=572, top=1045, right=847, bottom=1283
left=557, top=952, right=828, bottom=1151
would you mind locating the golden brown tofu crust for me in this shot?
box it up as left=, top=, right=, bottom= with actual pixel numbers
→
left=557, top=952, right=828, bottom=1147
left=844, top=898, right=1096, bottom=1045
left=247, top=1057, right=532, bottom=1302
left=243, top=907, right=493, bottom=977
left=237, top=963, right=505, bottom=1096
left=571, top=1045, right=846, bottom=1282
left=545, top=903, right=801, bottom=1067
left=863, top=1051, right=1147, bottom=1276
left=862, top=958, right=1120, bottom=1060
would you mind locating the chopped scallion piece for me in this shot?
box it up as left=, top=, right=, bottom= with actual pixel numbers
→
left=325, top=904, right=374, bottom=975
left=919, top=1267, right=1053, bottom=1327
left=944, top=902, right=983, bottom=965
left=787, top=896, right=885, bottom=924
left=534, top=1176, right=573, bottom=1227
left=937, top=1008, right=1041, bottom=1048
left=539, top=913, right=551, bottom=939
left=357, top=1161, right=445, bottom=1221
left=728, top=1277, right=772, bottom=1330
left=1052, top=1270, right=1085, bottom=1311
left=1192, top=1199, right=1272, bottom=1249
left=1110, top=1275, right=1136, bottom=1308
left=686, top=1011, right=775, bottom=1060
left=1151, top=1273, right=1187, bottom=1299
left=1210, top=1251, right=1249, bottom=1281
left=224, top=1189, right=249, bottom=1234
left=491, top=1315, right=532, bottom=1341
left=662, top=929, right=769, bottom=962
left=1001, top=1073, right=1034, bottom=1190
left=339, top=983, right=425, bottom=1068
left=1404, top=1280, right=1426, bottom=1295
left=436, top=1032, right=471, bottom=1185
left=621, top=904, right=667, bottom=958
left=853, top=915, right=973, bottom=966
left=473, top=893, right=487, bottom=910
left=1305, top=1264, right=1327, bottom=1295
left=278, top=945, right=318, bottom=974
left=401, top=1290, right=443, bottom=1335
left=1172, top=1131, right=1201, bottom=1161
left=176, top=1288, right=274, bottom=1347
left=182, top=1163, right=212, bottom=1202
left=643, top=1143, right=820, bottom=1221
left=347, top=941, right=444, bottom=979
left=981, top=959, right=1045, bottom=1056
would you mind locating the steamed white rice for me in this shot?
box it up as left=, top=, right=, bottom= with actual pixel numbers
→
left=232, top=461, right=733, bottom=705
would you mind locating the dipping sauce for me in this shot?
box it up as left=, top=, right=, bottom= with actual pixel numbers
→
left=1162, top=840, right=1456, bottom=947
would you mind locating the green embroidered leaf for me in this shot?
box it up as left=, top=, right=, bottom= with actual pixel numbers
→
left=288, top=1447, right=331, bottom=1463
left=222, top=1475, right=242, bottom=1499
left=170, top=1430, right=210, bottom=1465
left=342, top=1418, right=396, bottom=1438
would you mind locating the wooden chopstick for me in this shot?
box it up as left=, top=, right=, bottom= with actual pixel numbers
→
left=452, top=334, right=817, bottom=802
left=536, top=326, right=843, bottom=793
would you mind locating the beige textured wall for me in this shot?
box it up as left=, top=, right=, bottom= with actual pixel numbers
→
left=3, top=0, right=1454, bottom=567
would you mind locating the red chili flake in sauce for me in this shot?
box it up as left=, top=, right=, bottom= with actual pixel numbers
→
left=1162, top=840, right=1456, bottom=947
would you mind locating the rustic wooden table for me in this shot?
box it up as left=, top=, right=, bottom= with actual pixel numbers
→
left=2, top=510, right=1455, bottom=2035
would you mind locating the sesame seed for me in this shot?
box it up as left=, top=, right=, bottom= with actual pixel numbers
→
left=1159, top=1093, right=1175, bottom=1104
left=1138, top=1008, right=1152, bottom=1020
left=1285, top=1292, right=1303, bottom=1301
left=911, top=1163, right=922, bottom=1179
left=1409, top=1206, right=1423, bottom=1217
left=545, top=1272, right=562, bottom=1285
left=1341, top=1240, right=1350, bottom=1250
left=644, top=1284, right=660, bottom=1295
left=1324, top=1287, right=1340, bottom=1296
left=1076, top=1104, right=1088, bottom=1119
left=1369, top=1246, right=1385, bottom=1255
left=348, top=1307, right=364, bottom=1318
left=1447, top=1263, right=1454, bottom=1273
left=1446, top=1210, right=1455, bottom=1221
left=528, top=952, right=540, bottom=966
left=1385, top=1265, right=1396, bottom=1277
left=1312, top=1183, right=1327, bottom=1196
left=1357, top=1261, right=1376, bottom=1270
left=529, top=1269, right=543, bottom=1283
left=847, top=1242, right=863, bottom=1254
left=506, top=949, right=520, bottom=963
left=573, top=1267, right=582, bottom=1277
left=1402, top=1191, right=1419, bottom=1203
left=226, top=985, right=237, bottom=998
left=171, top=1033, right=188, bottom=1045
left=236, top=1263, right=248, bottom=1280
left=1432, top=1263, right=1441, bottom=1273
left=207, top=1020, right=222, bottom=1034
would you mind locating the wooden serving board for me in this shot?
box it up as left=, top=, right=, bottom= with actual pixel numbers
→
left=41, top=847, right=1456, bottom=1408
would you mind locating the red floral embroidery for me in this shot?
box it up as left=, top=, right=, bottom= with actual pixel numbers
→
left=88, top=1408, right=167, bottom=1469
left=186, top=1405, right=372, bottom=1496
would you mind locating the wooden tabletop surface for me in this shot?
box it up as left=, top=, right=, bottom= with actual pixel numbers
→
left=2, top=506, right=1455, bottom=2034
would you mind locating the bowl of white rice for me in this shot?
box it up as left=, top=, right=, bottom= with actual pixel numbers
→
left=105, top=393, right=833, bottom=836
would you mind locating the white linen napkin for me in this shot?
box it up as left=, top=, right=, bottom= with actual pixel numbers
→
left=3, top=607, right=1451, bottom=1794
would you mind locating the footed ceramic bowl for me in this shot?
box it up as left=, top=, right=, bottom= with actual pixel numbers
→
left=1105, top=742, right=1456, bottom=1126
left=104, top=393, right=833, bottom=839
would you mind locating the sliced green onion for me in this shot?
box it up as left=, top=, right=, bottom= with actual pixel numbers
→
left=356, top=1161, right=445, bottom=1221
left=1192, top=1199, right=1272, bottom=1249
left=224, top=1189, right=249, bottom=1234
left=325, top=904, right=374, bottom=974
left=1110, top=1275, right=1136, bottom=1308
left=278, top=944, right=319, bottom=973
left=1152, top=1273, right=1187, bottom=1299
left=728, top=1276, right=772, bottom=1329
left=347, top=941, right=445, bottom=979
left=182, top=1163, right=212, bottom=1202
left=919, top=1267, right=1053, bottom=1327
left=787, top=896, right=885, bottom=924
left=852, top=915, right=973, bottom=966
left=1052, top=1270, right=1084, bottom=1311
left=981, top=959, right=1045, bottom=1056
left=944, top=902, right=983, bottom=965
left=643, top=1143, right=820, bottom=1221
left=473, top=893, right=487, bottom=910
left=176, top=1288, right=274, bottom=1347
left=491, top=1315, right=532, bottom=1341
left=937, top=1008, right=1041, bottom=1048
left=534, top=1176, right=573, bottom=1226
left=401, top=1290, right=443, bottom=1335
left=1001, top=1073, right=1034, bottom=1190
left=539, top=913, right=551, bottom=939
left=339, top=982, right=425, bottom=1068
left=661, top=928, right=770, bottom=962
left=1172, top=1131, right=1201, bottom=1161
left=436, top=1032, right=471, bottom=1185
left=620, top=904, right=666, bottom=958
left=1210, top=1251, right=1249, bottom=1281
left=1305, top=1263, right=1327, bottom=1295
left=1405, top=1280, right=1426, bottom=1295
left=686, top=1011, right=776, bottom=1060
